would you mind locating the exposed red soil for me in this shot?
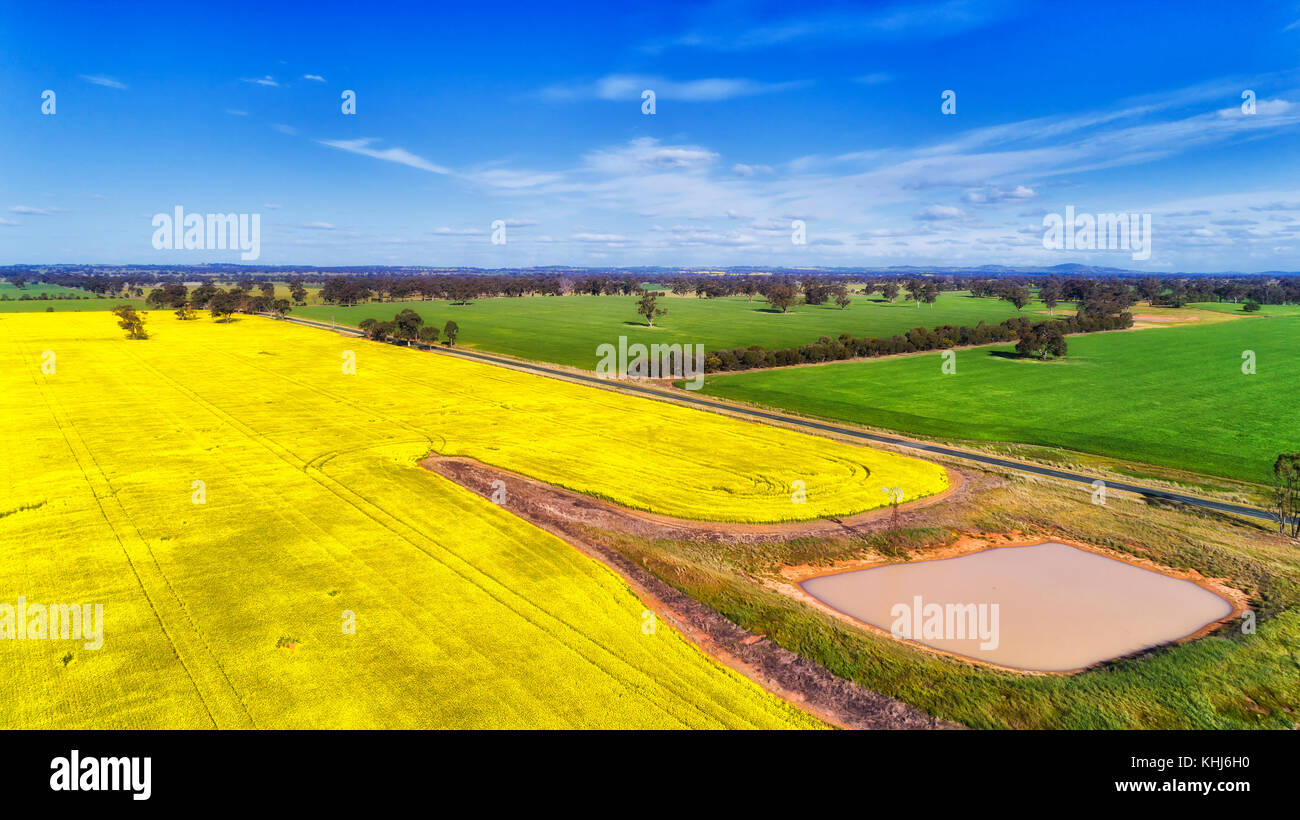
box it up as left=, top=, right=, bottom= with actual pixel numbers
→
left=426, top=455, right=966, bottom=544
left=422, top=454, right=961, bottom=729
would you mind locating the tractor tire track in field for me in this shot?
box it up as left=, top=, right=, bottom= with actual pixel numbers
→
left=16, top=346, right=255, bottom=729
left=113, top=352, right=578, bottom=726
left=426, top=455, right=967, bottom=544
left=204, top=346, right=784, bottom=726
left=422, top=455, right=959, bottom=730
left=274, top=315, right=1282, bottom=525
left=113, top=353, right=536, bottom=725
left=125, top=350, right=771, bottom=728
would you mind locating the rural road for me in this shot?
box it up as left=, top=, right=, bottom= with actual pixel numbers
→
left=276, top=313, right=1286, bottom=527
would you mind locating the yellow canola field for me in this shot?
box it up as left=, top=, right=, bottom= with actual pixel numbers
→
left=0, top=312, right=944, bottom=728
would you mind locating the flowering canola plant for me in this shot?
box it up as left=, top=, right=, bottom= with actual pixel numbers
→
left=0, top=312, right=945, bottom=728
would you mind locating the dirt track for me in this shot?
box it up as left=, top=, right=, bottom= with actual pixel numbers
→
left=426, top=455, right=968, bottom=544
left=422, top=455, right=962, bottom=729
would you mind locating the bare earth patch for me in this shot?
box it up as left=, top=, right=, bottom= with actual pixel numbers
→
left=425, top=455, right=965, bottom=544
left=422, top=454, right=960, bottom=729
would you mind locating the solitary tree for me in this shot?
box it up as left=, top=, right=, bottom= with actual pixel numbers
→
left=443, top=320, right=459, bottom=346
left=1040, top=282, right=1061, bottom=316
left=905, top=279, right=924, bottom=307
left=833, top=285, right=852, bottom=310
left=271, top=298, right=292, bottom=319
left=881, top=282, right=900, bottom=302
left=112, top=305, right=148, bottom=339
left=288, top=278, right=308, bottom=305
left=922, top=281, right=940, bottom=307
left=636, top=291, right=667, bottom=327
left=417, top=325, right=440, bottom=346
left=1015, top=323, right=1067, bottom=360
left=765, top=284, right=798, bottom=313
left=1003, top=285, right=1031, bottom=311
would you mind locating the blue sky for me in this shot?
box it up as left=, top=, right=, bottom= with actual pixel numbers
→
left=2, top=0, right=1299, bottom=270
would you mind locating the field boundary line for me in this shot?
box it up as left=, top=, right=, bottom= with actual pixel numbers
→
left=125, top=341, right=763, bottom=728
left=269, top=315, right=1285, bottom=527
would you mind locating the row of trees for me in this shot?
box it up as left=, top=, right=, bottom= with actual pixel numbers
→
left=145, top=282, right=294, bottom=322
left=14, top=268, right=1300, bottom=309
left=358, top=310, right=460, bottom=346
left=702, top=307, right=1131, bottom=372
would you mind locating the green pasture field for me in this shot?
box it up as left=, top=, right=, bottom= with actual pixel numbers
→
left=698, top=313, right=1299, bottom=484
left=295, top=291, right=1073, bottom=369
left=0, top=282, right=143, bottom=312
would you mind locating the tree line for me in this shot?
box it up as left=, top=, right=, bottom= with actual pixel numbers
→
left=358, top=310, right=460, bottom=346
left=144, top=281, right=295, bottom=322
left=11, top=268, right=1300, bottom=309
left=702, top=305, right=1133, bottom=373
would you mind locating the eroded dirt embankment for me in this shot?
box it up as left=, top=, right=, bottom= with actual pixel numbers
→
left=422, top=454, right=962, bottom=730
left=427, top=456, right=967, bottom=544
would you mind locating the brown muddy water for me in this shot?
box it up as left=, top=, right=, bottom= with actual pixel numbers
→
left=800, top=541, right=1233, bottom=672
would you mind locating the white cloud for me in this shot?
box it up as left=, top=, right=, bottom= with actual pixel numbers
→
left=964, top=185, right=1036, bottom=204
left=242, top=76, right=280, bottom=87
left=433, top=226, right=485, bottom=236
left=9, top=205, right=64, bottom=215
left=545, top=74, right=806, bottom=102
left=315, top=138, right=452, bottom=174
left=915, top=204, right=966, bottom=221
left=645, top=1, right=1015, bottom=52
left=1249, top=201, right=1300, bottom=211
left=273, top=124, right=300, bottom=135
left=585, top=138, right=718, bottom=173
left=470, top=168, right=564, bottom=189
left=1217, top=97, right=1295, bottom=118
left=303, top=74, right=326, bottom=82
left=79, top=75, right=127, bottom=90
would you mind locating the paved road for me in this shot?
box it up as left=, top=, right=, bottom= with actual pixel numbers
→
left=277, top=313, right=1286, bottom=526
